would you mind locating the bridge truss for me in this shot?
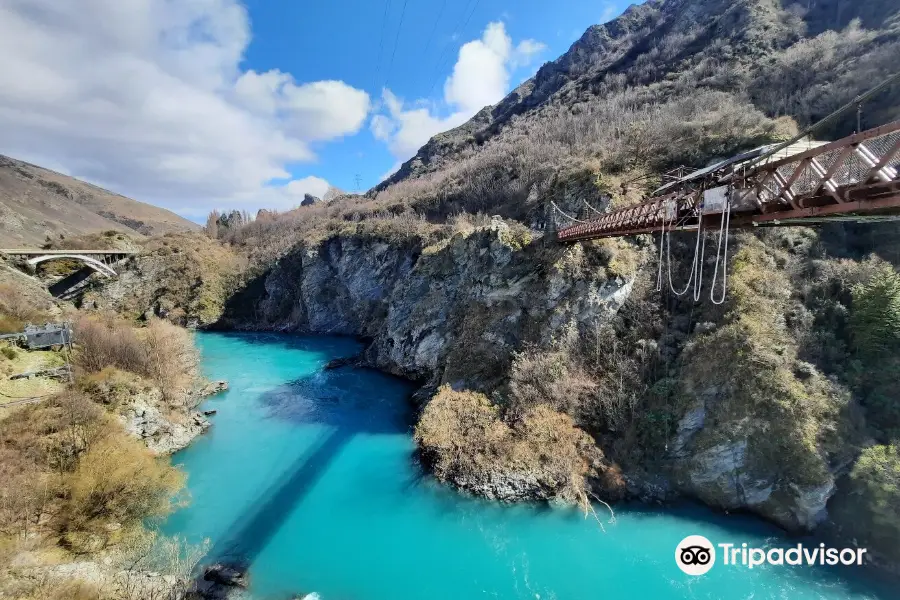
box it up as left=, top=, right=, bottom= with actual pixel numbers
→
left=556, top=121, right=900, bottom=242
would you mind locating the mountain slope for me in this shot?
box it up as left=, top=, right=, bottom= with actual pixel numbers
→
left=0, top=154, right=198, bottom=246
left=377, top=0, right=899, bottom=224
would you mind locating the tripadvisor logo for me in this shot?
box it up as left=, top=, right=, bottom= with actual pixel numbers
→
left=675, top=535, right=716, bottom=575
left=675, top=536, right=868, bottom=576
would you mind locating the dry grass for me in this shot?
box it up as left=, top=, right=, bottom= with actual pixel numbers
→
left=0, top=347, right=67, bottom=404
left=0, top=282, right=56, bottom=334
left=73, top=316, right=199, bottom=407
left=0, top=391, right=184, bottom=552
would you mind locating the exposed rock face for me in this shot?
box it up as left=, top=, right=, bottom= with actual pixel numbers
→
left=247, top=235, right=419, bottom=338
left=670, top=386, right=836, bottom=533
left=119, top=393, right=210, bottom=455
left=222, top=222, right=634, bottom=395
left=300, top=193, right=319, bottom=206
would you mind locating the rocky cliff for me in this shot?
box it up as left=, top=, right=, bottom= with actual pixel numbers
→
left=221, top=220, right=634, bottom=392
left=214, top=220, right=870, bottom=536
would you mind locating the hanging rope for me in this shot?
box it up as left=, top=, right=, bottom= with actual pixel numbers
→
left=655, top=209, right=670, bottom=292
left=582, top=199, right=605, bottom=216
left=710, top=192, right=732, bottom=305
left=693, top=220, right=707, bottom=302
left=666, top=211, right=705, bottom=297
left=550, top=201, right=590, bottom=224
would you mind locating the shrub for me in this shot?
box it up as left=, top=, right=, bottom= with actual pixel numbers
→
left=1, top=346, right=16, bottom=360
left=73, top=316, right=199, bottom=406
left=73, top=315, right=147, bottom=375
left=60, top=430, right=184, bottom=550
left=415, top=385, right=598, bottom=505
left=680, top=239, right=847, bottom=487
left=850, top=263, right=900, bottom=357
left=508, top=350, right=597, bottom=420
left=77, top=367, right=154, bottom=410
left=848, top=444, right=900, bottom=557
left=143, top=319, right=199, bottom=406
left=0, top=389, right=184, bottom=551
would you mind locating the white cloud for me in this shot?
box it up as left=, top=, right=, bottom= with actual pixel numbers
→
left=370, top=90, right=469, bottom=158
left=372, top=21, right=545, bottom=165
left=511, top=39, right=548, bottom=68
left=0, top=0, right=368, bottom=217
left=283, top=176, right=331, bottom=199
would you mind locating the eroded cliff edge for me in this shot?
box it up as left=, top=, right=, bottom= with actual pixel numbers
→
left=211, top=220, right=872, bottom=541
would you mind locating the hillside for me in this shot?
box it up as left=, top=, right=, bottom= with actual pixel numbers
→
left=0, top=154, right=198, bottom=246
left=376, top=0, right=899, bottom=224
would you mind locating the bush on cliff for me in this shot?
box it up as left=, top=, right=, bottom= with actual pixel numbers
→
left=74, top=315, right=199, bottom=406
left=681, top=238, right=853, bottom=488
left=848, top=444, right=900, bottom=558
left=848, top=263, right=900, bottom=440
left=415, top=385, right=598, bottom=506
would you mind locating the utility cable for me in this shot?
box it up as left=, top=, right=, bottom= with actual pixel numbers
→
left=371, top=0, right=392, bottom=92
left=427, top=0, right=481, bottom=96
left=422, top=0, right=447, bottom=62
left=384, top=0, right=410, bottom=90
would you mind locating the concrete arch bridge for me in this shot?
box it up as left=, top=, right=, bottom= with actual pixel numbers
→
left=0, top=249, right=135, bottom=298
left=0, top=249, right=134, bottom=277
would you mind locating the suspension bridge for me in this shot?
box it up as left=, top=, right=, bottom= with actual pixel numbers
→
left=555, top=120, right=900, bottom=243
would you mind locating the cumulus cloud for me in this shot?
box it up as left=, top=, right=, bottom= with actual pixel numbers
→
left=283, top=176, right=331, bottom=199
left=370, top=90, right=469, bottom=159
left=372, top=22, right=545, bottom=166
left=0, top=0, right=368, bottom=217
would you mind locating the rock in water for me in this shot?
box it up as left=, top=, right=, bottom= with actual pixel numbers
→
left=199, top=380, right=229, bottom=397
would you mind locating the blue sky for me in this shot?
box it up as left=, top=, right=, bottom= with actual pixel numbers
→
left=245, top=0, right=624, bottom=194
left=0, top=0, right=625, bottom=218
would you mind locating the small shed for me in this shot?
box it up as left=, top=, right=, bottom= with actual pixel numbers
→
left=24, top=323, right=72, bottom=349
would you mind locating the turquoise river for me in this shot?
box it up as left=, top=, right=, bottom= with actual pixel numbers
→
left=163, top=332, right=897, bottom=599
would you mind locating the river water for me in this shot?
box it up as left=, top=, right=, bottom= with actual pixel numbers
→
left=163, top=332, right=895, bottom=599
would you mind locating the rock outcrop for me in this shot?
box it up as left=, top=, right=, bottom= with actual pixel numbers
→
left=222, top=222, right=634, bottom=395
left=119, top=393, right=210, bottom=455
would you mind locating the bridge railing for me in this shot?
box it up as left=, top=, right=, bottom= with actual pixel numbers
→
left=557, top=121, right=900, bottom=242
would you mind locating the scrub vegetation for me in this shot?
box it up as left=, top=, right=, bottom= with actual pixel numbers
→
left=415, top=385, right=605, bottom=506
left=0, top=277, right=205, bottom=598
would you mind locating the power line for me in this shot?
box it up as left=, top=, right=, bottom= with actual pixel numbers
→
left=426, top=0, right=481, bottom=96
left=383, top=0, right=410, bottom=90
left=371, top=0, right=392, bottom=92
left=422, top=0, right=447, bottom=60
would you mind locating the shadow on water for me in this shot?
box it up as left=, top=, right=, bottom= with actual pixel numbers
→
left=195, top=360, right=414, bottom=591
left=203, top=427, right=353, bottom=566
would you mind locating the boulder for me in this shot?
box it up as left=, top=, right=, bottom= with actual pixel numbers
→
left=199, top=380, right=229, bottom=397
